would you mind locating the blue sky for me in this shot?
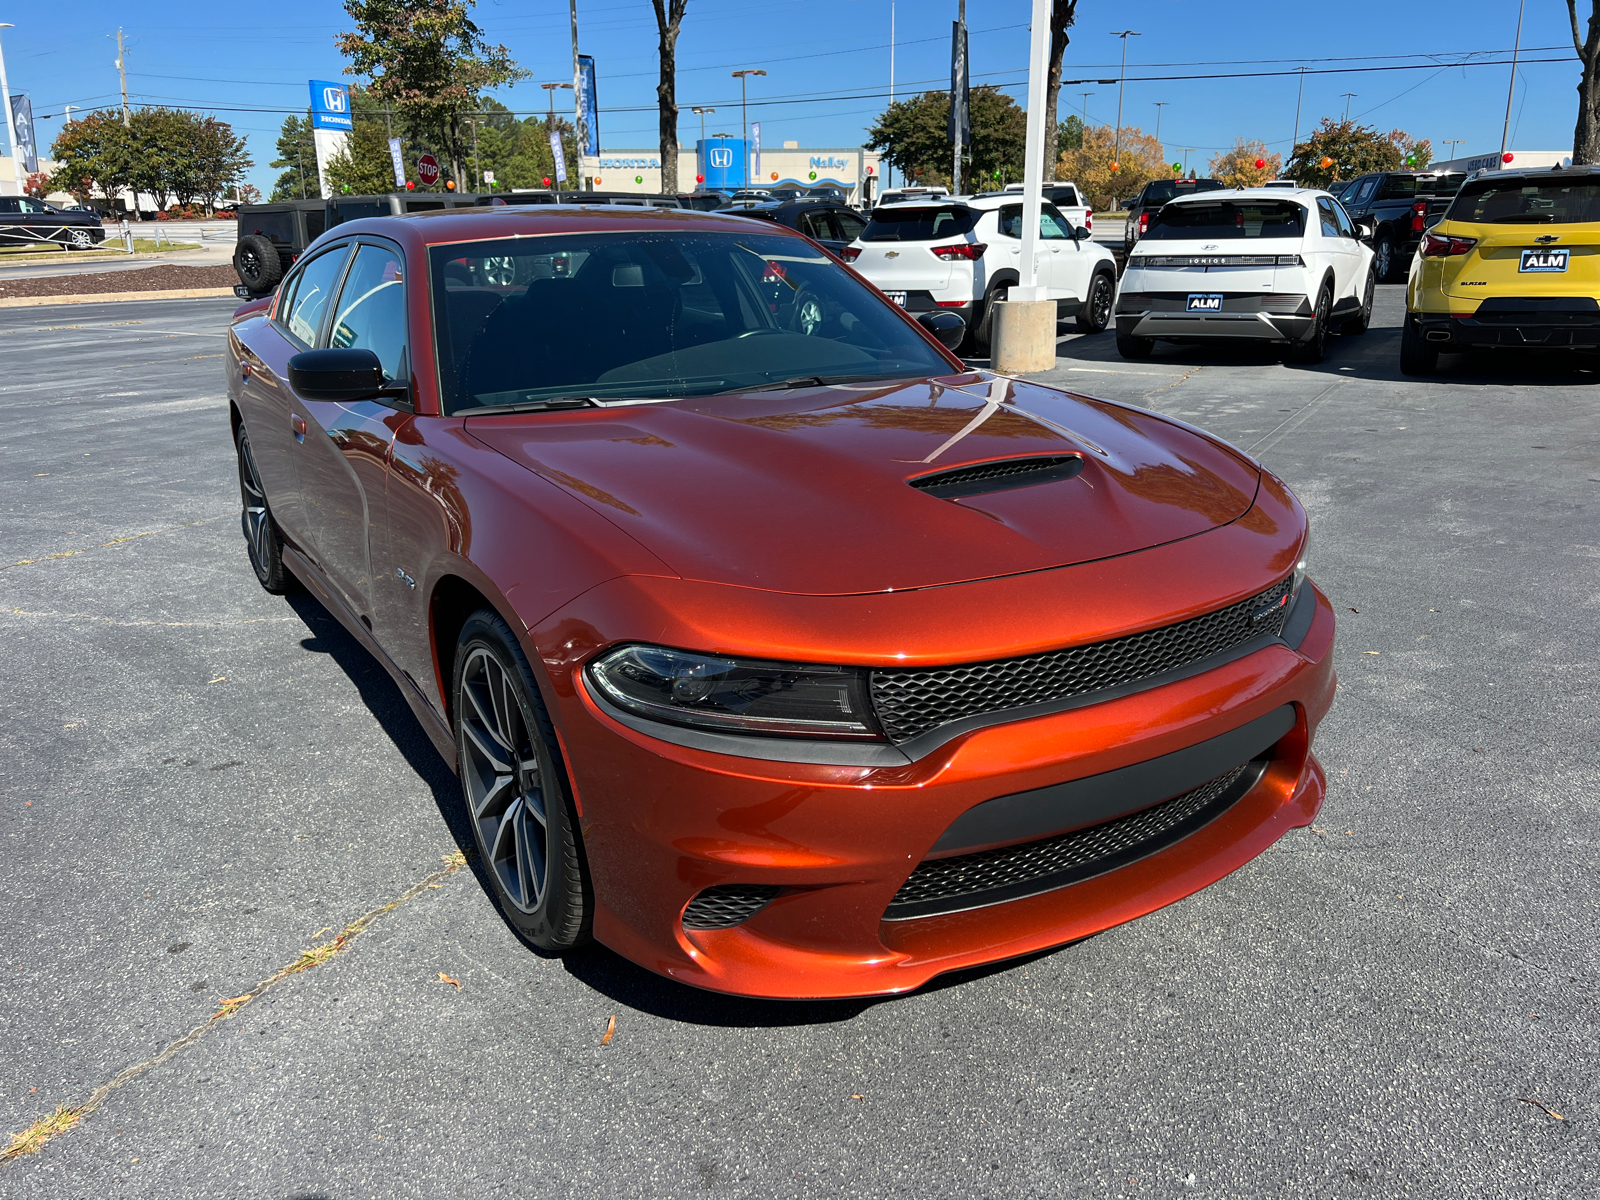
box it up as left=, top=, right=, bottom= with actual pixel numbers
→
left=2, top=0, right=1582, bottom=194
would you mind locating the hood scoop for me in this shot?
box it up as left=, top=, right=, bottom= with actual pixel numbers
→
left=909, top=454, right=1085, bottom=500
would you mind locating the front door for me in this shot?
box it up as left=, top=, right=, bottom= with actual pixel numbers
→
left=997, top=203, right=1053, bottom=295
left=1040, top=202, right=1092, bottom=306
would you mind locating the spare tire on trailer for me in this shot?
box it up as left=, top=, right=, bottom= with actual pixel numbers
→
left=233, top=233, right=282, bottom=294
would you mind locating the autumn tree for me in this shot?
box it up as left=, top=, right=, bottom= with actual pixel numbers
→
left=866, top=85, right=1027, bottom=188
left=1208, top=140, right=1282, bottom=189
left=1286, top=118, right=1402, bottom=187
left=338, top=0, right=528, bottom=188
left=48, top=110, right=136, bottom=211
left=1040, top=0, right=1079, bottom=183
left=651, top=0, right=689, bottom=194
left=1059, top=124, right=1168, bottom=210
left=1386, top=129, right=1432, bottom=168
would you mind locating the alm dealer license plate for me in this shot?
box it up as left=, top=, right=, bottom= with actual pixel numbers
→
left=1187, top=293, right=1225, bottom=312
left=884, top=291, right=908, bottom=307
left=1520, top=248, right=1569, bottom=273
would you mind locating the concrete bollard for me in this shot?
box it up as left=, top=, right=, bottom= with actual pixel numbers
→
left=990, top=299, right=1057, bottom=374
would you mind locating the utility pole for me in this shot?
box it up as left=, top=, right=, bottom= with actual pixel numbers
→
left=569, top=0, right=586, bottom=190
left=0, top=24, right=22, bottom=198
left=1291, top=66, right=1306, bottom=158
left=951, top=0, right=966, bottom=197
left=1152, top=101, right=1168, bottom=153
left=1181, top=147, right=1195, bottom=177
left=1110, top=30, right=1140, bottom=211
left=115, top=28, right=130, bottom=126
left=1341, top=93, right=1357, bottom=122
left=1500, top=0, right=1525, bottom=161
left=731, top=69, right=765, bottom=188
left=1078, top=91, right=1092, bottom=127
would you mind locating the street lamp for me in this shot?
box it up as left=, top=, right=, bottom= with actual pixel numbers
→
left=731, top=69, right=766, bottom=188
left=1152, top=101, right=1168, bottom=154
left=691, top=106, right=715, bottom=147
left=1341, top=93, right=1357, bottom=122
left=1109, top=30, right=1141, bottom=211
left=0, top=24, right=23, bottom=198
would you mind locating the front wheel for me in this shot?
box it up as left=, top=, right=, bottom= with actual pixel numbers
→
left=1374, top=235, right=1397, bottom=283
left=453, top=610, right=591, bottom=952
left=1399, top=314, right=1439, bottom=375
left=1115, top=326, right=1154, bottom=359
left=1343, top=268, right=1375, bottom=335
left=1077, top=271, right=1114, bottom=334
left=972, top=284, right=1009, bottom=357
left=66, top=229, right=96, bottom=251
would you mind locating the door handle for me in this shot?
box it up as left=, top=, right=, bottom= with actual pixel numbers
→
left=291, top=413, right=307, bottom=443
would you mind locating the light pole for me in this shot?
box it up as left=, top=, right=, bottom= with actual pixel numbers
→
left=1444, top=138, right=1465, bottom=163
left=731, top=69, right=765, bottom=188
left=691, top=107, right=714, bottom=149
left=1110, top=30, right=1141, bottom=210
left=1341, top=93, right=1357, bottom=122
left=1500, top=0, right=1526, bottom=161
left=0, top=25, right=23, bottom=198
left=1152, top=101, right=1168, bottom=155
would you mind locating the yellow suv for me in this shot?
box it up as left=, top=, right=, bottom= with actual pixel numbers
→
left=1402, top=165, right=1600, bottom=374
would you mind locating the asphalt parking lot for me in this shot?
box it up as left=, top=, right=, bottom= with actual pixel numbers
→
left=1, top=286, right=1596, bottom=1198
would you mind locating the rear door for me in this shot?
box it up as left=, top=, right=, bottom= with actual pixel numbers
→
left=1317, top=198, right=1361, bottom=298
left=1040, top=203, right=1089, bottom=302
left=995, top=203, right=1052, bottom=295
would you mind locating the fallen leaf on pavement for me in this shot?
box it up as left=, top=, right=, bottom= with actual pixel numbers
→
left=438, top=972, right=461, bottom=991
left=600, top=1015, right=616, bottom=1045
left=1517, top=1097, right=1564, bottom=1120
left=850, top=1094, right=864, bottom=1101
left=1348, top=607, right=1359, bottom=613
left=1363, top=650, right=1379, bottom=655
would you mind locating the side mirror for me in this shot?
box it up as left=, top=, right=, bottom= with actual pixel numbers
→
left=916, top=309, right=966, bottom=351
left=1354, top=220, right=1375, bottom=241
left=288, top=348, right=407, bottom=405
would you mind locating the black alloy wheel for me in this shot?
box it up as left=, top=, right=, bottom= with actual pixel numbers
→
left=1077, top=271, right=1115, bottom=334
left=235, top=424, right=296, bottom=594
left=1343, top=268, right=1375, bottom=335
left=453, top=609, right=590, bottom=951
left=1289, top=284, right=1332, bottom=364
left=972, top=284, right=1010, bottom=356
left=1374, top=235, right=1396, bottom=282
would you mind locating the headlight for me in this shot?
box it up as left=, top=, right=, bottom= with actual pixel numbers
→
left=587, top=645, right=882, bottom=740
left=1292, top=529, right=1310, bottom=594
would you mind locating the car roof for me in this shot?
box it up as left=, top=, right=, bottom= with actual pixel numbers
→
left=1160, top=186, right=1324, bottom=203
left=325, top=204, right=817, bottom=249
left=1465, top=163, right=1598, bottom=183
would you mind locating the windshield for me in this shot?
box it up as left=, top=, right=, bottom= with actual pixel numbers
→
left=1446, top=176, right=1600, bottom=224
left=1143, top=200, right=1306, bottom=240
left=1140, top=179, right=1223, bottom=205
left=430, top=230, right=951, bottom=413
left=860, top=206, right=978, bottom=242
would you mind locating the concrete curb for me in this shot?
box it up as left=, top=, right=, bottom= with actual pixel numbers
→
left=0, top=287, right=236, bottom=309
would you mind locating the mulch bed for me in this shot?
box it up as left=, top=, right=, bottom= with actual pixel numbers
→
left=0, top=264, right=238, bottom=298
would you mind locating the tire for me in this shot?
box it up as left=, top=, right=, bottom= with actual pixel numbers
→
left=1399, top=314, right=1439, bottom=375
left=453, top=609, right=591, bottom=952
left=235, top=423, right=298, bottom=594
left=233, top=233, right=282, bottom=294
left=1116, top=326, right=1154, bottom=359
left=1373, top=235, right=1397, bottom=283
left=1076, top=270, right=1115, bottom=334
left=1288, top=283, right=1332, bottom=364
left=788, top=288, right=825, bottom=336
left=1343, top=268, right=1375, bottom=335
left=972, top=283, right=1010, bottom=357
left=66, top=228, right=96, bottom=251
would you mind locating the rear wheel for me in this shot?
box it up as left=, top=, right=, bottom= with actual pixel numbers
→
left=453, top=610, right=591, bottom=952
left=972, top=284, right=1010, bottom=357
left=66, top=229, right=96, bottom=251
left=235, top=424, right=297, bottom=594
left=1116, top=325, right=1154, bottom=359
left=1077, top=271, right=1115, bottom=334
left=1399, top=314, right=1439, bottom=375
left=1343, top=268, right=1375, bottom=335
left=1288, top=284, right=1332, bottom=364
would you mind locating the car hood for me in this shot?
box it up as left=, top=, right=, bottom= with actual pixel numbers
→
left=465, top=372, right=1260, bottom=596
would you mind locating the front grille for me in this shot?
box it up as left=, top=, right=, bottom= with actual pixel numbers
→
left=869, top=578, right=1293, bottom=744
left=883, top=762, right=1258, bottom=920
left=682, top=884, right=781, bottom=930
left=909, top=455, right=1085, bottom=499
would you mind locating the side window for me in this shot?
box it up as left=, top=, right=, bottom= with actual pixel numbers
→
left=1332, top=200, right=1357, bottom=239
left=1039, top=204, right=1072, bottom=239
left=328, top=243, right=408, bottom=383
left=797, top=211, right=828, bottom=241
left=997, top=204, right=1023, bottom=239
left=835, top=209, right=866, bottom=241
left=279, top=244, right=350, bottom=348
left=17, top=198, right=46, bottom=214
left=1316, top=199, right=1340, bottom=239
left=1350, top=176, right=1378, bottom=206
left=0, top=198, right=17, bottom=213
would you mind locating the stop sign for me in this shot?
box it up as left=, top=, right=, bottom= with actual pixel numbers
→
left=417, top=154, right=440, bottom=186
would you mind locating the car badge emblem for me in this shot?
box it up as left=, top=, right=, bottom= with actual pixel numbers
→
left=1535, top=235, right=1560, bottom=244
left=1203, top=244, right=1220, bottom=251
left=885, top=250, right=899, bottom=258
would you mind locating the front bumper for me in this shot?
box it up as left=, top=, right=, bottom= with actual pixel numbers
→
left=1116, top=310, right=1314, bottom=343
left=535, top=526, right=1337, bottom=998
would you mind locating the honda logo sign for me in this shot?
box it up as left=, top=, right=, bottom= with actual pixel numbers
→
left=708, top=147, right=733, bottom=169
left=323, top=87, right=348, bottom=113
left=308, top=80, right=354, bottom=131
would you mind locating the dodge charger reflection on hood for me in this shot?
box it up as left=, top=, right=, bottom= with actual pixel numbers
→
left=226, top=205, right=1336, bottom=999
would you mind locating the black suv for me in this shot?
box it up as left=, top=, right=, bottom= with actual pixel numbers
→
left=1123, top=178, right=1225, bottom=251
left=0, top=196, right=107, bottom=250
left=1336, top=171, right=1466, bottom=281
left=720, top=197, right=868, bottom=255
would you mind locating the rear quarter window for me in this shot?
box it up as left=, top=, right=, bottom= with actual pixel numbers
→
left=861, top=206, right=978, bottom=242
left=241, top=212, right=295, bottom=245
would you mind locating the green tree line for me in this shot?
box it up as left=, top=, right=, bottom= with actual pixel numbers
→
left=49, top=108, right=252, bottom=217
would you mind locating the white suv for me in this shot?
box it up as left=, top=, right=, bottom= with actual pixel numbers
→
left=842, top=195, right=1118, bottom=355
left=1115, top=187, right=1375, bottom=363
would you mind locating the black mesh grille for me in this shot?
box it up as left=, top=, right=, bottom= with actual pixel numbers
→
left=869, top=579, right=1292, bottom=744
left=884, top=763, right=1256, bottom=920
left=909, top=455, right=1085, bottom=498
left=682, top=884, right=781, bottom=931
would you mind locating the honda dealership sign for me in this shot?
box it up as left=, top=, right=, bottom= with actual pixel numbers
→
left=308, top=80, right=353, bottom=199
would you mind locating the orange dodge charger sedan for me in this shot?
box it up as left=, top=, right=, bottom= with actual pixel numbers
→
left=226, top=204, right=1335, bottom=999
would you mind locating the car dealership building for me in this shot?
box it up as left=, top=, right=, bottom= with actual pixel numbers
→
left=578, top=140, right=882, bottom=203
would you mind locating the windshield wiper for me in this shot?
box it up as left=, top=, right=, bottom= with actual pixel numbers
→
left=731, top=373, right=899, bottom=394
left=464, top=395, right=601, bottom=415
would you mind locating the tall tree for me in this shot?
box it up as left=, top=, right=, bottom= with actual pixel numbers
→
left=191, top=116, right=253, bottom=211
left=1209, top=139, right=1281, bottom=189
left=1570, top=0, right=1600, bottom=162
left=651, top=0, right=689, bottom=194
left=48, top=110, right=135, bottom=210
left=867, top=86, right=1027, bottom=188
left=338, top=0, right=528, bottom=188
left=124, top=108, right=190, bottom=216
left=1286, top=119, right=1402, bottom=187
left=1041, top=0, right=1079, bottom=183
left=1058, top=124, right=1166, bottom=210
left=270, top=113, right=317, bottom=201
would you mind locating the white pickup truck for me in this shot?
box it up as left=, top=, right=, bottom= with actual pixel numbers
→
left=992, top=181, right=1094, bottom=234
